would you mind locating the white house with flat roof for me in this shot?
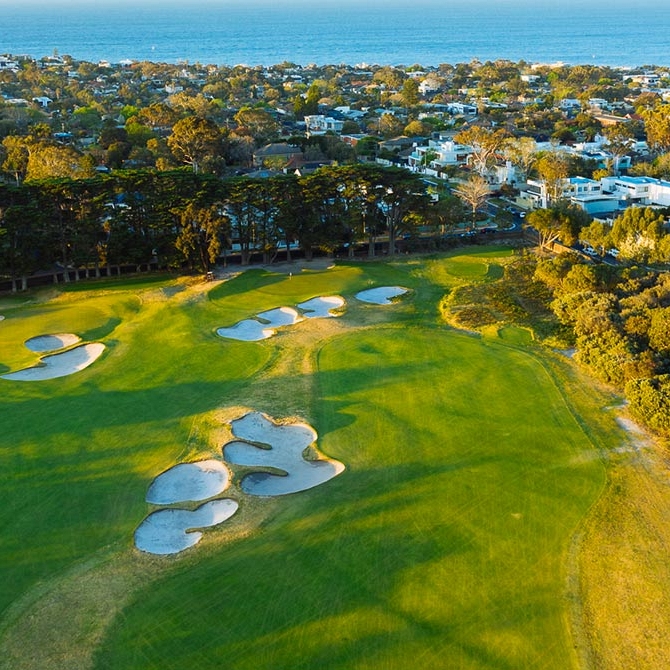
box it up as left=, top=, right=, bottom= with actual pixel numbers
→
left=407, top=138, right=473, bottom=171
left=601, top=175, right=670, bottom=206
left=0, top=57, right=19, bottom=71
left=522, top=176, right=602, bottom=209
left=304, top=115, right=344, bottom=136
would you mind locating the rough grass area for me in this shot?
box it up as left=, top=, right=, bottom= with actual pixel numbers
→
left=576, top=437, right=670, bottom=670
left=439, top=250, right=561, bottom=341
left=0, top=250, right=664, bottom=670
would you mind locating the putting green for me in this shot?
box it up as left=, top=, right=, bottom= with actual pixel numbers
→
left=0, top=253, right=611, bottom=670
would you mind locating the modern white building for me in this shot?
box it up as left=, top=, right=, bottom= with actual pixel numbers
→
left=520, top=174, right=670, bottom=214
left=522, top=176, right=602, bottom=209
left=601, top=175, right=670, bottom=207
left=407, top=138, right=473, bottom=171
left=0, top=57, right=19, bottom=71
left=304, top=115, right=344, bottom=136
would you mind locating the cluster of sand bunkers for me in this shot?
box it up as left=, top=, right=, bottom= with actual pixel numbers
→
left=0, top=285, right=408, bottom=380
left=134, top=411, right=346, bottom=555
left=1, top=283, right=409, bottom=554
left=0, top=333, right=105, bottom=381
left=215, top=286, right=408, bottom=341
left=135, top=285, right=408, bottom=555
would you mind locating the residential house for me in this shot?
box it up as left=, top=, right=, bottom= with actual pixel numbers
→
left=588, top=98, right=610, bottom=111
left=601, top=175, right=670, bottom=207
left=0, top=57, right=19, bottom=71
left=418, top=78, right=441, bottom=96
left=625, top=72, right=661, bottom=88
left=252, top=143, right=303, bottom=168
left=559, top=98, right=582, bottom=111
left=304, top=114, right=344, bottom=136
left=285, top=158, right=335, bottom=176
left=407, top=137, right=472, bottom=172
left=445, top=102, right=478, bottom=116
left=521, top=176, right=602, bottom=209
left=32, top=96, right=52, bottom=108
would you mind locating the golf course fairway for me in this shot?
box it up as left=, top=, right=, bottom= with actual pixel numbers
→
left=0, top=251, right=623, bottom=669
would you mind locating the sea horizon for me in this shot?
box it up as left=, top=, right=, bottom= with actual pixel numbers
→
left=2, top=0, right=670, bottom=69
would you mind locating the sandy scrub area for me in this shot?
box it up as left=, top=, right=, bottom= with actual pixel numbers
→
left=1, top=342, right=105, bottom=381
left=224, top=412, right=345, bottom=496
left=355, top=286, right=408, bottom=304
left=134, top=499, right=239, bottom=555
left=297, top=296, right=345, bottom=318
left=146, top=460, right=230, bottom=504
left=25, top=333, right=81, bottom=352
left=615, top=415, right=653, bottom=450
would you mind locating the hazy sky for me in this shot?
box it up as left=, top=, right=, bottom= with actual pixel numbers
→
left=0, top=0, right=611, bottom=5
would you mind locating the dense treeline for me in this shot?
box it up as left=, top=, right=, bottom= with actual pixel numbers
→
left=532, top=254, right=670, bottom=436
left=0, top=164, right=437, bottom=290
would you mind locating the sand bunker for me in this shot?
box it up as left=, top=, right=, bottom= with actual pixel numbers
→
left=216, top=305, right=308, bottom=341
left=1, top=343, right=105, bottom=381
left=24, top=333, right=81, bottom=352
left=216, top=319, right=274, bottom=341
left=134, top=499, right=239, bottom=555
left=224, top=412, right=345, bottom=496
left=256, top=306, right=302, bottom=327
left=297, top=296, right=345, bottom=318
left=355, top=286, right=408, bottom=304
left=135, top=410, right=344, bottom=555
left=146, top=460, right=230, bottom=505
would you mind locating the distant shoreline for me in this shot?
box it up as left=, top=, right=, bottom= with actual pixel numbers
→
left=2, top=2, right=669, bottom=69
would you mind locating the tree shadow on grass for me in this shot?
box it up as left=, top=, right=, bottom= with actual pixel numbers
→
left=208, top=269, right=285, bottom=300
left=96, top=462, right=475, bottom=667
left=0, top=380, right=252, bottom=443
left=79, top=316, right=122, bottom=342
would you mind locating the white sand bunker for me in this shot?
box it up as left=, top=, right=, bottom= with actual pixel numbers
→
left=297, top=296, right=345, bottom=318
left=134, top=499, right=239, bottom=555
left=146, top=459, right=230, bottom=505
left=25, top=333, right=81, bottom=352
left=216, top=319, right=274, bottom=342
left=257, top=306, right=302, bottom=327
left=134, top=410, right=345, bottom=555
left=216, top=306, right=305, bottom=341
left=355, top=286, right=409, bottom=304
left=1, top=342, right=105, bottom=381
left=223, top=411, right=345, bottom=496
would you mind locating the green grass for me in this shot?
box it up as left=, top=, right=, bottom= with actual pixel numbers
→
left=0, top=251, right=616, bottom=669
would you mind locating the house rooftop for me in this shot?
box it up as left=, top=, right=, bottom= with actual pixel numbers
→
left=615, top=175, right=657, bottom=184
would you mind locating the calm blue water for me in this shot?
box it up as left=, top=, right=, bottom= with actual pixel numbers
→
left=1, top=0, right=670, bottom=68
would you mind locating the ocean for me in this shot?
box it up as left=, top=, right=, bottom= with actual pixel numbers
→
left=2, top=0, right=670, bottom=68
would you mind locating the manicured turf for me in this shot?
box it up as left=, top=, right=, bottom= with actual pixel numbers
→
left=0, top=250, right=611, bottom=669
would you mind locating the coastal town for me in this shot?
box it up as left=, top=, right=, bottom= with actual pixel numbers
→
left=1, top=54, right=669, bottom=201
